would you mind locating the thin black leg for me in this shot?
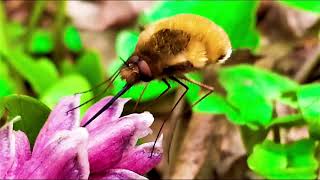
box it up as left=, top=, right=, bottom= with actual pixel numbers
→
left=150, top=76, right=189, bottom=158
left=141, top=79, right=171, bottom=110
left=132, top=83, right=149, bottom=112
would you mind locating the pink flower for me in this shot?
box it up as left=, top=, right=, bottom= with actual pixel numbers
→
left=0, top=95, right=162, bottom=179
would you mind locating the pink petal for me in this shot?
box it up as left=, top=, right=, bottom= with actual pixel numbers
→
left=0, top=123, right=14, bottom=178
left=16, top=128, right=89, bottom=179
left=115, top=137, right=163, bottom=175
left=33, top=95, right=81, bottom=156
left=90, top=169, right=147, bottom=180
left=119, top=112, right=154, bottom=150
left=87, top=112, right=154, bottom=173
left=5, top=131, right=31, bottom=179
left=88, top=120, right=136, bottom=173
left=81, top=96, right=129, bottom=131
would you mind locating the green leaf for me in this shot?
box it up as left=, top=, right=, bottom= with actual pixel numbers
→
left=40, top=74, right=93, bottom=115
left=279, top=0, right=320, bottom=13
left=186, top=72, right=239, bottom=120
left=63, top=25, right=83, bottom=53
left=219, top=65, right=298, bottom=100
left=218, top=65, right=298, bottom=127
left=29, top=29, right=54, bottom=54
left=7, top=21, right=26, bottom=41
left=108, top=59, right=176, bottom=102
left=61, top=59, right=76, bottom=75
left=248, top=139, right=318, bottom=179
left=6, top=50, right=59, bottom=95
left=0, top=95, right=50, bottom=145
left=139, top=1, right=260, bottom=50
left=0, top=59, right=16, bottom=97
left=267, top=114, right=305, bottom=129
left=76, top=50, right=104, bottom=95
left=115, top=30, right=139, bottom=60
left=297, top=83, right=320, bottom=139
left=229, top=86, right=273, bottom=127
left=240, top=125, right=268, bottom=153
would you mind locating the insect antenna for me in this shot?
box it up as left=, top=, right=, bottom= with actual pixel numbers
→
left=66, top=71, right=121, bottom=114
left=150, top=77, right=189, bottom=158
left=75, top=69, right=120, bottom=95
left=82, top=83, right=133, bottom=127
left=74, top=57, right=128, bottom=95
left=67, top=57, right=130, bottom=114
left=120, top=57, right=129, bottom=67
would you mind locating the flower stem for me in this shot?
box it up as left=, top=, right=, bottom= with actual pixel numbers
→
left=26, top=1, right=46, bottom=46
left=0, top=1, right=8, bottom=55
left=53, top=1, right=66, bottom=64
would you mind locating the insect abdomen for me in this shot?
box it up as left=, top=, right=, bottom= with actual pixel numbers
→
left=137, top=14, right=232, bottom=67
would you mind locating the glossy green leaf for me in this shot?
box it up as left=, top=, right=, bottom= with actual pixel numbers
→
left=218, top=65, right=298, bottom=127
left=76, top=50, right=104, bottom=95
left=29, top=29, right=54, bottom=54
left=219, top=65, right=298, bottom=100
left=248, top=139, right=318, bottom=179
left=108, top=59, right=176, bottom=102
left=140, top=1, right=260, bottom=50
left=115, top=30, right=139, bottom=60
left=7, top=50, right=59, bottom=95
left=0, top=95, right=50, bottom=145
left=40, top=74, right=93, bottom=115
left=63, top=25, right=83, bottom=53
left=297, top=83, right=320, bottom=139
left=280, top=0, right=320, bottom=12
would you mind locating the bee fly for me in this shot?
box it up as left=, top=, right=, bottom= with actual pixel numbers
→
left=69, top=14, right=232, bottom=156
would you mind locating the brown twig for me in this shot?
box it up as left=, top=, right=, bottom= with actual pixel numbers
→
left=294, top=44, right=320, bottom=83
left=169, top=113, right=215, bottom=179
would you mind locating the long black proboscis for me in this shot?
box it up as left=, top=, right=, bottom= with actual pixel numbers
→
left=82, top=83, right=133, bottom=127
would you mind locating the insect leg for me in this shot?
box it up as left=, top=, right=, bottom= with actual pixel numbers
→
left=150, top=76, right=189, bottom=157
left=180, top=75, right=214, bottom=107
left=66, top=71, right=120, bottom=114
left=132, top=83, right=150, bottom=112
left=141, top=79, right=171, bottom=110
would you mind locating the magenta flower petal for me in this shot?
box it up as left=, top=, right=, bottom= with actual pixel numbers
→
left=5, top=131, right=31, bottom=179
left=115, top=137, right=163, bottom=175
left=118, top=112, right=154, bottom=150
left=88, top=120, right=136, bottom=173
left=16, top=128, right=89, bottom=179
left=87, top=111, right=154, bottom=173
left=0, top=123, right=14, bottom=179
left=81, top=96, right=129, bottom=131
left=33, top=95, right=81, bottom=156
left=90, top=169, right=147, bottom=180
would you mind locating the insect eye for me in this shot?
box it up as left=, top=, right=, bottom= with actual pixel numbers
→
left=130, top=55, right=139, bottom=63
left=137, top=60, right=152, bottom=81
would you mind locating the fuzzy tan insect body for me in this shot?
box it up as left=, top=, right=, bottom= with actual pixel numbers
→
left=121, top=14, right=232, bottom=84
